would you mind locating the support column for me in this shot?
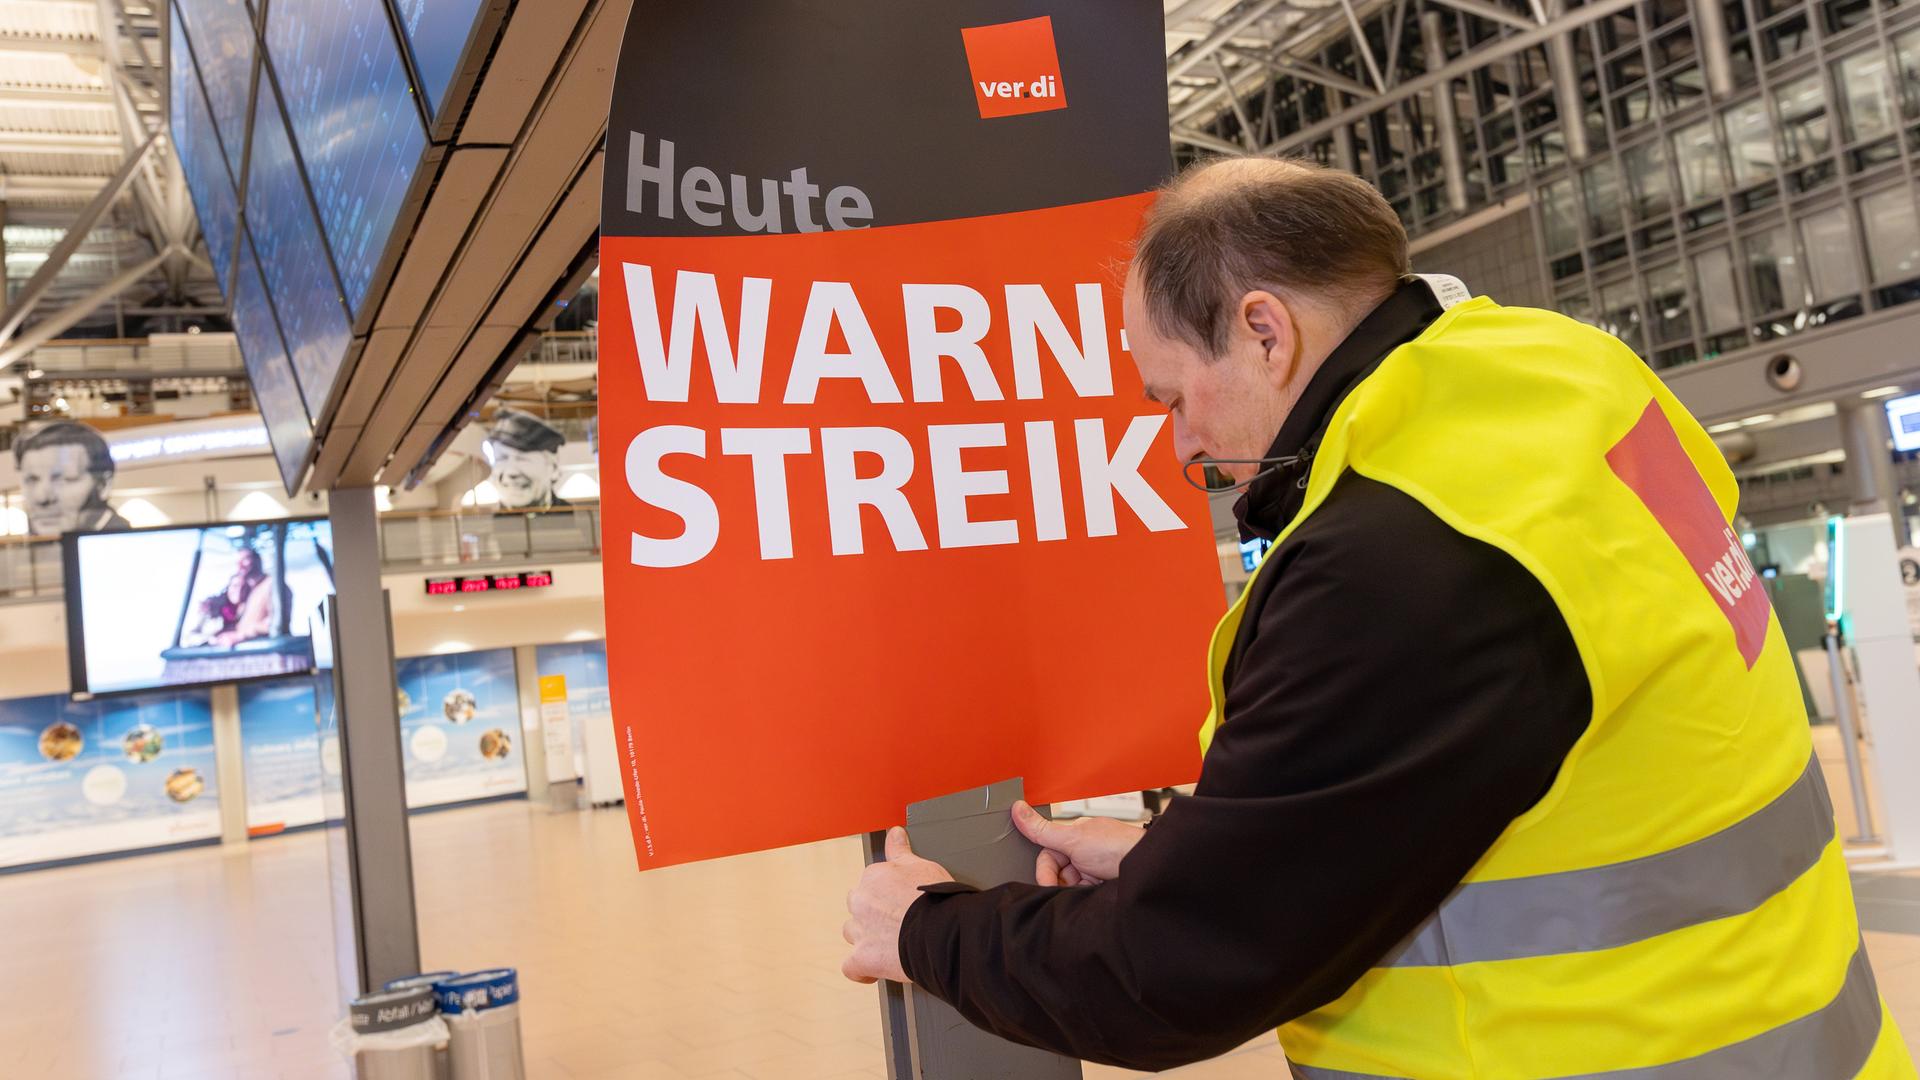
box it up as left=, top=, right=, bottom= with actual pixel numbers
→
left=514, top=644, right=551, bottom=804
left=1423, top=11, right=1470, bottom=214
left=1334, top=122, right=1357, bottom=173
left=1545, top=2, right=1590, bottom=163
left=327, top=486, right=421, bottom=994
left=210, top=683, right=248, bottom=846
left=1837, top=400, right=1907, bottom=547
left=1693, top=0, right=1736, bottom=99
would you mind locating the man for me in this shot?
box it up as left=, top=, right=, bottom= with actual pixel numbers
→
left=484, top=410, right=571, bottom=512
left=14, top=421, right=129, bottom=536
left=843, top=158, right=1915, bottom=1076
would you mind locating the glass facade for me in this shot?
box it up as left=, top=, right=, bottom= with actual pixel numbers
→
left=1800, top=204, right=1861, bottom=302
left=1724, top=100, right=1777, bottom=187
left=1182, top=0, right=1920, bottom=372
left=1674, top=120, right=1729, bottom=203
left=1746, top=224, right=1806, bottom=316
left=1862, top=185, right=1920, bottom=299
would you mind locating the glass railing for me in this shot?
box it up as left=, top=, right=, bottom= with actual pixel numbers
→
left=380, top=505, right=602, bottom=569
left=0, top=504, right=604, bottom=603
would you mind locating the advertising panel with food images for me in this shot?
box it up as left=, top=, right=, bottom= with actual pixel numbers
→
left=237, top=676, right=333, bottom=834
left=394, top=648, right=526, bottom=808
left=0, top=689, right=220, bottom=869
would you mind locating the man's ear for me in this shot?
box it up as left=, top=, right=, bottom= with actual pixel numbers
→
left=1236, top=289, right=1300, bottom=390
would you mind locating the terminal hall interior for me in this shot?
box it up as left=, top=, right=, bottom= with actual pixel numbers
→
left=7, top=0, right=1920, bottom=1076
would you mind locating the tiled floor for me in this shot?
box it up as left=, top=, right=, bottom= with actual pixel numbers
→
left=1, top=798, right=1916, bottom=1079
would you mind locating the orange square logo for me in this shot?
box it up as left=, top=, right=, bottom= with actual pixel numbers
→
left=961, top=16, right=1067, bottom=119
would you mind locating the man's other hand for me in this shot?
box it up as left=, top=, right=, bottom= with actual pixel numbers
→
left=1013, top=800, right=1145, bottom=887
left=842, top=826, right=954, bottom=984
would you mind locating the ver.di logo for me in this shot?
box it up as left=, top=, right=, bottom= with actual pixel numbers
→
left=961, top=16, right=1067, bottom=119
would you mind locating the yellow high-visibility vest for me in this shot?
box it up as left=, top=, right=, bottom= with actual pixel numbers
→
left=1200, top=296, right=1916, bottom=1079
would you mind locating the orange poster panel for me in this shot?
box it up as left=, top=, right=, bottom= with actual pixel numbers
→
left=597, top=194, right=1225, bottom=868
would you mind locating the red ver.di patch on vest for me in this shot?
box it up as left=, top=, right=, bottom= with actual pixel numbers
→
left=1607, top=401, right=1772, bottom=668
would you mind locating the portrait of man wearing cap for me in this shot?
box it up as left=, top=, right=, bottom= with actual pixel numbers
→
left=13, top=421, right=130, bottom=537
left=484, top=410, right=570, bottom=512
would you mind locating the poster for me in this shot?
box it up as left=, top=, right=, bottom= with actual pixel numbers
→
left=394, top=648, right=527, bottom=808
left=11, top=420, right=130, bottom=536
left=538, top=676, right=576, bottom=784
left=598, top=1, right=1223, bottom=868
left=534, top=639, right=611, bottom=783
left=0, top=689, right=220, bottom=868
left=237, top=676, right=333, bottom=833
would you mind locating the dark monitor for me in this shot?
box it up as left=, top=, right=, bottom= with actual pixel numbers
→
left=262, top=0, right=427, bottom=316
left=1886, top=393, right=1920, bottom=453
left=168, top=15, right=240, bottom=299
left=244, top=80, right=353, bottom=423
left=229, top=233, right=316, bottom=491
left=391, top=0, right=493, bottom=121
left=64, top=519, right=336, bottom=697
left=174, top=0, right=255, bottom=181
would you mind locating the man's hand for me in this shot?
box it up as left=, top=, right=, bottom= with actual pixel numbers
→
left=842, top=826, right=954, bottom=984
left=1013, top=800, right=1145, bottom=887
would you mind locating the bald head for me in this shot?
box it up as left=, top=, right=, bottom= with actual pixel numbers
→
left=1131, top=156, right=1409, bottom=356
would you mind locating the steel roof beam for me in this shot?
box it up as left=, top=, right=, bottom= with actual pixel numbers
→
left=0, top=128, right=155, bottom=349
left=0, top=245, right=174, bottom=367
left=1264, top=0, right=1642, bottom=154
left=1424, top=0, right=1539, bottom=31
left=1168, top=0, right=1288, bottom=81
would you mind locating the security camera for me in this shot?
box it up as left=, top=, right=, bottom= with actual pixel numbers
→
left=1765, top=354, right=1802, bottom=393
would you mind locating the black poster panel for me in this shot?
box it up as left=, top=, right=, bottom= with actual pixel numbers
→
left=603, top=0, right=1171, bottom=238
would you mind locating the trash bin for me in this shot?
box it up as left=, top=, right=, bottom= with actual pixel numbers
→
left=433, top=969, right=525, bottom=1080
left=330, top=985, right=449, bottom=1080
left=381, top=974, right=459, bottom=1080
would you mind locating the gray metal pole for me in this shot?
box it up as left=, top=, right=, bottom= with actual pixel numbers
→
left=1545, top=4, right=1590, bottom=163
left=865, top=781, right=1081, bottom=1080
left=1423, top=11, right=1470, bottom=214
left=1693, top=0, right=1736, bottom=98
left=1825, top=631, right=1880, bottom=843
left=862, top=830, right=917, bottom=1080
left=328, top=486, right=422, bottom=993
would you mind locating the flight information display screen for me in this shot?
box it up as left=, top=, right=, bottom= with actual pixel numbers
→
left=229, top=234, right=315, bottom=493
left=168, top=16, right=239, bottom=298
left=392, top=0, right=490, bottom=121
left=245, top=84, right=353, bottom=421
left=263, top=0, right=426, bottom=316
left=174, top=0, right=254, bottom=181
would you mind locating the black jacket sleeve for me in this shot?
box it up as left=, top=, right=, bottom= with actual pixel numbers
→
left=896, top=476, right=1593, bottom=1071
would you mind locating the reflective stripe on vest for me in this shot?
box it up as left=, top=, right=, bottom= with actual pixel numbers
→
left=1290, top=940, right=1883, bottom=1080
left=1384, top=753, right=1832, bottom=968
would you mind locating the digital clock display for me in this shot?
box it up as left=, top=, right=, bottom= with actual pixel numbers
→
left=425, top=571, right=554, bottom=596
